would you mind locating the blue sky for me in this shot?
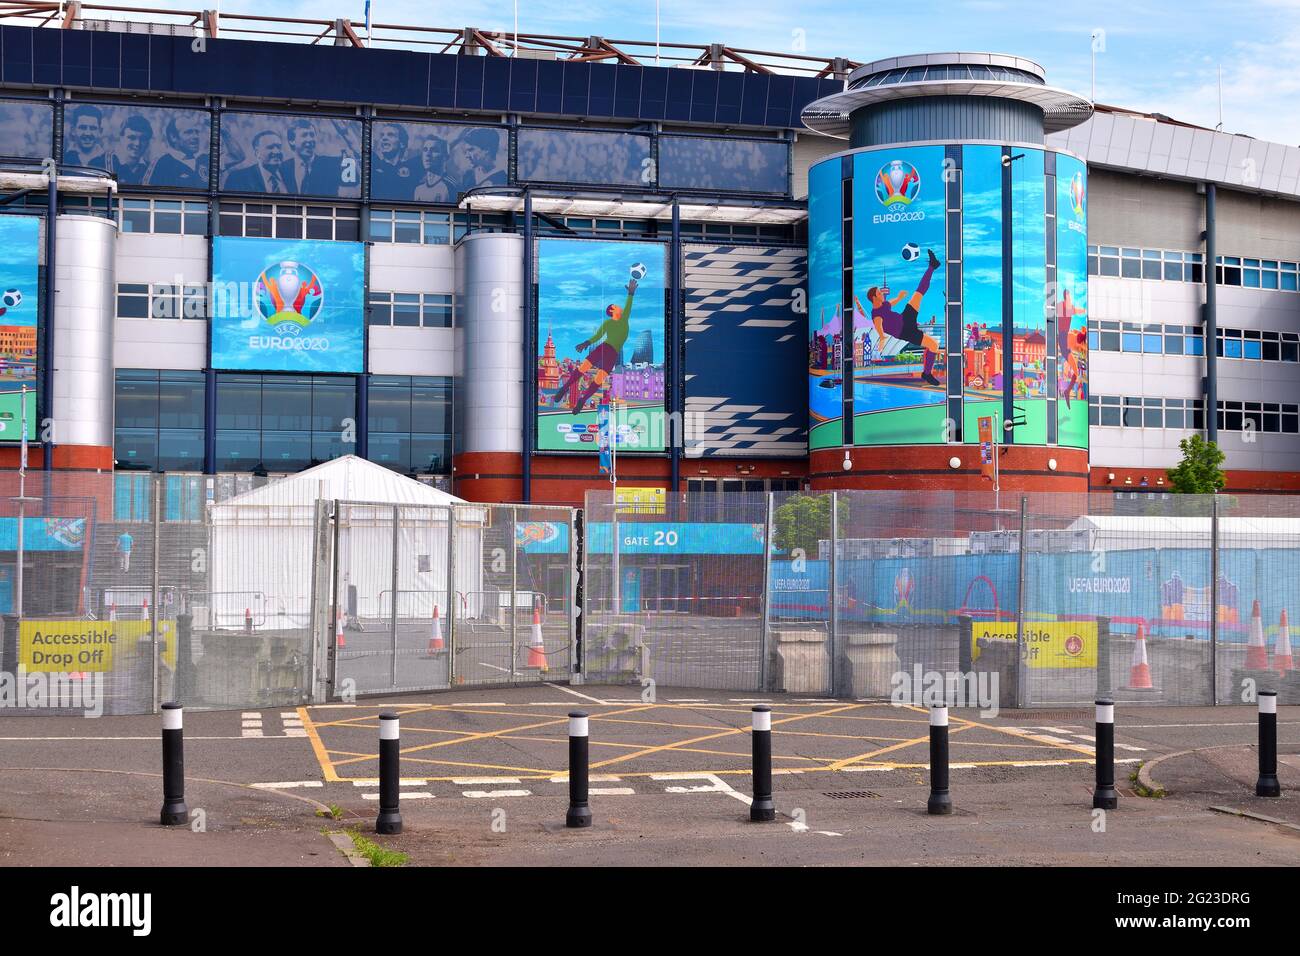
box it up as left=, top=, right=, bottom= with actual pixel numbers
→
left=136, top=0, right=1300, bottom=146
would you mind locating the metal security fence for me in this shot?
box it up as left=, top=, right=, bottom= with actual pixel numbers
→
left=0, top=472, right=578, bottom=714
left=328, top=500, right=577, bottom=695
left=583, top=489, right=1300, bottom=707
left=582, top=491, right=768, bottom=691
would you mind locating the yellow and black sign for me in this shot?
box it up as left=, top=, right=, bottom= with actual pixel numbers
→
left=972, top=621, right=1097, bottom=669
left=19, top=619, right=177, bottom=673
left=615, top=486, right=666, bottom=515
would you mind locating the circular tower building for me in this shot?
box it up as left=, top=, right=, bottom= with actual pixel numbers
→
left=802, top=53, right=1093, bottom=491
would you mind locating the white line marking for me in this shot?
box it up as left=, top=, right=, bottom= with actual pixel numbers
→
left=452, top=777, right=521, bottom=785
left=543, top=682, right=609, bottom=705
left=279, top=712, right=301, bottom=720
left=589, top=787, right=635, bottom=796
left=1011, top=760, right=1070, bottom=767
left=351, top=779, right=429, bottom=787
left=1027, top=735, right=1074, bottom=745
left=284, top=729, right=308, bottom=737
left=362, top=792, right=435, bottom=800
left=549, top=774, right=622, bottom=783
left=241, top=712, right=261, bottom=719
left=250, top=781, right=323, bottom=790
left=242, top=729, right=264, bottom=738
left=462, top=789, right=532, bottom=799
left=448, top=702, right=508, bottom=707
left=1116, top=744, right=1147, bottom=752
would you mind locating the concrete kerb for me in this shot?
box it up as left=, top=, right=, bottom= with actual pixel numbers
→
left=1136, top=742, right=1266, bottom=799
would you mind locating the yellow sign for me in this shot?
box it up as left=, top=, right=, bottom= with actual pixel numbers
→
left=19, top=619, right=177, bottom=673
left=972, top=621, right=1097, bottom=669
left=615, top=487, right=666, bottom=515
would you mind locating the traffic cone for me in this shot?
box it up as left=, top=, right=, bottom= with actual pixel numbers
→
left=1245, top=599, right=1269, bottom=670
left=335, top=613, right=347, bottom=649
left=108, top=602, right=117, bottom=622
left=244, top=607, right=253, bottom=634
left=1275, top=610, right=1294, bottom=675
left=1125, top=623, right=1155, bottom=691
left=524, top=604, right=547, bottom=671
left=426, top=605, right=444, bottom=654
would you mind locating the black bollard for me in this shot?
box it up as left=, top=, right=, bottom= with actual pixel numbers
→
left=566, top=711, right=592, bottom=828
left=927, top=705, right=952, bottom=815
left=375, top=711, right=402, bottom=834
left=750, top=705, right=775, bottom=822
left=1093, top=698, right=1118, bottom=810
left=160, top=702, right=188, bottom=826
left=1256, top=691, right=1281, bottom=798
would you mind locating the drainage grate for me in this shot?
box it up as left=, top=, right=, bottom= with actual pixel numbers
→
left=823, top=790, right=881, bottom=799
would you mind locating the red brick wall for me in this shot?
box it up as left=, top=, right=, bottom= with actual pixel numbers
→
left=809, top=445, right=1089, bottom=493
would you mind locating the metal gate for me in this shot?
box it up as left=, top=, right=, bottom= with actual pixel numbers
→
left=319, top=500, right=578, bottom=698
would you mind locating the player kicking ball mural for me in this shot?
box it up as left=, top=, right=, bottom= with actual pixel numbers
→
left=856, top=245, right=944, bottom=389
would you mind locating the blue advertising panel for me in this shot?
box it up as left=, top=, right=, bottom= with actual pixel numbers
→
left=807, top=157, right=843, bottom=451
left=62, top=103, right=210, bottom=188
left=220, top=112, right=361, bottom=198
left=370, top=120, right=507, bottom=202
left=0, top=215, right=39, bottom=442
left=658, top=136, right=788, bottom=194
left=961, top=144, right=1004, bottom=428
left=535, top=238, right=667, bottom=452
left=0, top=98, right=53, bottom=160
left=517, top=128, right=650, bottom=187
left=684, top=244, right=807, bottom=457
left=515, top=520, right=766, bottom=555
left=1055, top=153, right=1089, bottom=448
left=850, top=145, right=949, bottom=445
left=211, top=237, right=365, bottom=373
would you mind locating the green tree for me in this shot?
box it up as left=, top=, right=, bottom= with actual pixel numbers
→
left=772, top=494, right=849, bottom=558
left=1165, top=434, right=1226, bottom=495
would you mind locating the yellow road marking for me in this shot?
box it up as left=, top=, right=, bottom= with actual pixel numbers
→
left=297, top=705, right=340, bottom=783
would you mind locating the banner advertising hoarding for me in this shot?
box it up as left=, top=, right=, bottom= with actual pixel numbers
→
left=807, top=158, right=845, bottom=451
left=535, top=238, right=667, bottom=452
left=220, top=112, right=361, bottom=199
left=0, top=216, right=39, bottom=442
left=1056, top=153, right=1089, bottom=448
left=370, top=120, right=508, bottom=202
left=211, top=237, right=365, bottom=373
left=63, top=103, right=210, bottom=188
left=850, top=145, right=949, bottom=445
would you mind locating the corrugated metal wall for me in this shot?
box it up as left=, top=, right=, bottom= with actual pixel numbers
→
left=850, top=96, right=1044, bottom=148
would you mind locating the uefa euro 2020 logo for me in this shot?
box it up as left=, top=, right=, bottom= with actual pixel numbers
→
left=1070, top=171, right=1085, bottom=218
left=255, top=261, right=324, bottom=336
left=875, top=159, right=921, bottom=207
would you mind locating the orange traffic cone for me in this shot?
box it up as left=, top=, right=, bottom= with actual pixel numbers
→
left=335, top=613, right=347, bottom=649
left=524, top=604, right=547, bottom=671
left=1245, top=599, right=1269, bottom=670
left=108, top=602, right=117, bottom=622
left=1275, top=610, right=1295, bottom=675
left=1125, top=623, right=1155, bottom=691
left=426, top=605, right=444, bottom=654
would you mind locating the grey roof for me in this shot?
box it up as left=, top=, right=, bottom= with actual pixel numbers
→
left=1046, top=109, right=1300, bottom=199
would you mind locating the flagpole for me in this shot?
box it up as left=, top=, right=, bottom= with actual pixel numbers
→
left=16, top=383, right=28, bottom=618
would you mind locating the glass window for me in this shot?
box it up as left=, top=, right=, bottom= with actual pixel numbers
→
left=214, top=373, right=356, bottom=473
left=114, top=369, right=206, bottom=472
left=1098, top=322, right=1121, bottom=352
left=1282, top=263, right=1299, bottom=292
left=423, top=294, right=453, bottom=328
left=1187, top=253, right=1204, bottom=283
left=1142, top=249, right=1162, bottom=280
left=1163, top=251, right=1184, bottom=282
left=392, top=293, right=421, bottom=327
left=1121, top=248, right=1141, bottom=279
left=1122, top=331, right=1142, bottom=352
left=1099, top=396, right=1121, bottom=427
left=1143, top=398, right=1163, bottom=428
left=1143, top=332, right=1162, bottom=354
left=1164, top=329, right=1184, bottom=355
left=367, top=375, right=451, bottom=475
left=1164, top=401, right=1185, bottom=429
left=116, top=283, right=150, bottom=319
left=1122, top=397, right=1142, bottom=428
left=1186, top=334, right=1205, bottom=356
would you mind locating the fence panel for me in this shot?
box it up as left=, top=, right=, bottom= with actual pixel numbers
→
left=584, top=490, right=767, bottom=691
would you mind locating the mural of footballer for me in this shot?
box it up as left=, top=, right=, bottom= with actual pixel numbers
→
left=857, top=247, right=943, bottom=387
left=1056, top=287, right=1087, bottom=406
left=549, top=270, right=640, bottom=414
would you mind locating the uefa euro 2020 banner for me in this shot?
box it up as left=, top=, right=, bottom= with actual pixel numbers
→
left=211, top=237, right=365, bottom=374
left=535, top=238, right=667, bottom=453
left=0, top=216, right=39, bottom=442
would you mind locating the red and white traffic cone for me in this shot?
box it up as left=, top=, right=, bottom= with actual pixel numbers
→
left=108, top=602, right=117, bottom=622
left=335, top=613, right=347, bottom=649
left=1246, top=599, right=1269, bottom=670
left=426, top=605, right=444, bottom=654
left=243, top=607, right=254, bottom=634
left=524, top=604, right=547, bottom=671
left=1125, top=623, right=1155, bottom=691
left=1275, top=610, right=1295, bottom=675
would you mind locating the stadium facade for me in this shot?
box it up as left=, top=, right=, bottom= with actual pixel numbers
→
left=0, top=6, right=1298, bottom=503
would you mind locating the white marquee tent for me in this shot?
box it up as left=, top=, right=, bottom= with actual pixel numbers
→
left=205, top=456, right=484, bottom=630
